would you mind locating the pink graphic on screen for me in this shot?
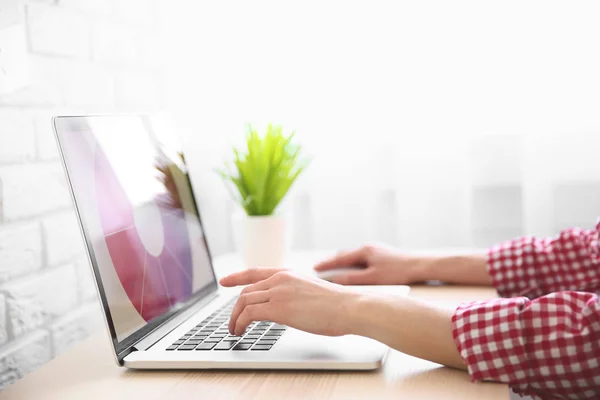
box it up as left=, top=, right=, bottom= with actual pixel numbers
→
left=92, top=135, right=194, bottom=322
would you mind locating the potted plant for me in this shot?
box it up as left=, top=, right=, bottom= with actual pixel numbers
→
left=217, top=124, right=308, bottom=268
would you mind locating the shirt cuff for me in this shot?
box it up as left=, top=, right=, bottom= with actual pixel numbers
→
left=452, top=297, right=530, bottom=384
left=487, top=237, right=540, bottom=298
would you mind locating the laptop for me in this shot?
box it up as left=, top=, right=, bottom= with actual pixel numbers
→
left=53, top=114, right=410, bottom=370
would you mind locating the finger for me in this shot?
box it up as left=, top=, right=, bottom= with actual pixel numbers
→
left=234, top=304, right=272, bottom=336
left=219, top=268, right=284, bottom=287
left=228, top=290, right=271, bottom=334
left=314, top=248, right=367, bottom=271
left=331, top=268, right=376, bottom=285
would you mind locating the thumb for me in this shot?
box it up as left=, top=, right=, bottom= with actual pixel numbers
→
left=331, top=268, right=374, bottom=285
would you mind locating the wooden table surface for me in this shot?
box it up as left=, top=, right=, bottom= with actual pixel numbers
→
left=1, top=252, right=509, bottom=400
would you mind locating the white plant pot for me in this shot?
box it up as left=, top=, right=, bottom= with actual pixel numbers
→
left=231, top=212, right=291, bottom=268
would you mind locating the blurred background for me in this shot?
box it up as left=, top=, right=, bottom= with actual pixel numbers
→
left=1, top=0, right=600, bottom=390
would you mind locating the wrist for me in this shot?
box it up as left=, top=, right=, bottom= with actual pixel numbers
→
left=418, top=253, right=490, bottom=285
left=407, top=256, right=440, bottom=282
left=341, top=292, right=385, bottom=337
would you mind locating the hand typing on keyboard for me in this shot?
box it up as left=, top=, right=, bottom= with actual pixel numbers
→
left=220, top=269, right=360, bottom=337
left=220, top=267, right=469, bottom=379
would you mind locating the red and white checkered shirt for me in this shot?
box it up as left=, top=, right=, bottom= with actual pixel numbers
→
left=452, top=221, right=600, bottom=400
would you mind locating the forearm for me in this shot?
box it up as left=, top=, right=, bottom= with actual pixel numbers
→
left=414, top=253, right=493, bottom=286
left=347, top=293, right=466, bottom=370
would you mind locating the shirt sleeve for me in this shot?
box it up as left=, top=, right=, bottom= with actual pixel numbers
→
left=487, top=221, right=600, bottom=298
left=452, top=291, right=600, bottom=400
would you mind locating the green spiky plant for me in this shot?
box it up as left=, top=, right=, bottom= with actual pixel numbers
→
left=217, top=124, right=308, bottom=216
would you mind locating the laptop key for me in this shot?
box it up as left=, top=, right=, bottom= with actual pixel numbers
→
left=257, top=339, right=276, bottom=345
left=251, top=345, right=272, bottom=351
left=204, top=337, right=222, bottom=343
left=266, top=330, right=284, bottom=336
left=271, top=324, right=287, bottom=330
left=196, top=342, right=216, bottom=350
left=214, top=341, right=237, bottom=350
left=178, top=345, right=197, bottom=350
left=166, top=345, right=179, bottom=350
left=239, top=339, right=256, bottom=345
left=233, top=343, right=253, bottom=351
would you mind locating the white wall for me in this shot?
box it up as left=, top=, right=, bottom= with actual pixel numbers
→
left=0, top=0, right=165, bottom=389
left=164, top=0, right=600, bottom=255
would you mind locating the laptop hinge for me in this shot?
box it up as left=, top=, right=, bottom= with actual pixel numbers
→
left=132, top=291, right=221, bottom=351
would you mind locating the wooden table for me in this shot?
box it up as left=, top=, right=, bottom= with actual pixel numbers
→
left=2, top=252, right=508, bottom=400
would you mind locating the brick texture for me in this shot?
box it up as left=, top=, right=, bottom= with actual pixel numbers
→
left=59, top=61, right=116, bottom=108
left=0, top=331, right=51, bottom=390
left=0, top=222, right=42, bottom=283
left=32, top=110, right=59, bottom=161
left=74, top=256, right=98, bottom=302
left=92, top=23, right=139, bottom=65
left=0, top=294, right=7, bottom=346
left=0, top=0, right=165, bottom=389
left=4, top=264, right=78, bottom=337
left=0, top=110, right=36, bottom=164
left=0, top=163, right=71, bottom=220
left=50, top=303, right=102, bottom=355
left=42, top=210, right=85, bottom=267
left=26, top=3, right=91, bottom=58
left=0, top=55, right=63, bottom=106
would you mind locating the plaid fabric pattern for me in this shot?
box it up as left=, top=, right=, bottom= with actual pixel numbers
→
left=452, top=222, right=600, bottom=399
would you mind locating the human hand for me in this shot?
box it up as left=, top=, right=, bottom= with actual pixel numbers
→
left=219, top=269, right=360, bottom=337
left=314, top=243, right=427, bottom=285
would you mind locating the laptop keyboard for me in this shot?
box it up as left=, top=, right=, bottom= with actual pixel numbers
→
left=166, top=297, right=287, bottom=352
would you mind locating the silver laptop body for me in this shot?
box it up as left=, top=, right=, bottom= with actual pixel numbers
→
left=53, top=114, right=408, bottom=370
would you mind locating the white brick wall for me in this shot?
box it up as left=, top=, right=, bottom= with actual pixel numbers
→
left=0, top=0, right=165, bottom=390
left=32, top=110, right=60, bottom=161
left=41, top=211, right=84, bottom=267
left=50, top=302, right=102, bottom=355
left=5, top=264, right=78, bottom=337
left=26, top=3, right=92, bottom=58
left=0, top=222, right=42, bottom=283
left=0, top=295, right=6, bottom=346
left=0, top=54, right=63, bottom=106
left=0, top=164, right=71, bottom=220
left=74, top=257, right=98, bottom=302
left=0, top=110, right=36, bottom=163
left=0, top=331, right=51, bottom=389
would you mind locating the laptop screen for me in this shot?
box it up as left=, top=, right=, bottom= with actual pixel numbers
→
left=54, top=115, right=217, bottom=349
